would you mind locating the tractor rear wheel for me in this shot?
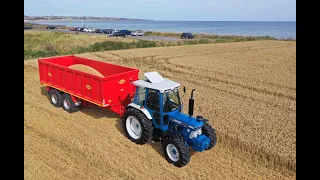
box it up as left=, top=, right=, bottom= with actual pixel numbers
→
left=161, top=136, right=190, bottom=167
left=202, top=123, right=217, bottom=150
left=122, top=108, right=154, bottom=145
left=49, top=89, right=62, bottom=107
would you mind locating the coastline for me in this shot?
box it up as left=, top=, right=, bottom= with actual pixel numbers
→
left=25, top=25, right=295, bottom=41
left=25, top=21, right=295, bottom=40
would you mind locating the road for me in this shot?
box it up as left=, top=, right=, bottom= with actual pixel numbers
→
left=25, top=29, right=182, bottom=42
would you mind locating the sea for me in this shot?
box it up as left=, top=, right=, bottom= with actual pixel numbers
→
left=33, top=20, right=296, bottom=39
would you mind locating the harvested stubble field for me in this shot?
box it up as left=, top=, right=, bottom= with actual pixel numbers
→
left=24, top=40, right=296, bottom=180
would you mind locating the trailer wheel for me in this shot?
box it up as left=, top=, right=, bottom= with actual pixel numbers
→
left=161, top=136, right=190, bottom=167
left=61, top=94, right=79, bottom=113
left=202, top=123, right=217, bottom=150
left=122, top=108, right=153, bottom=144
left=49, top=89, right=62, bottom=107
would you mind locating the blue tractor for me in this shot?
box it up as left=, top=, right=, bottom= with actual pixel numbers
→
left=122, top=72, right=217, bottom=167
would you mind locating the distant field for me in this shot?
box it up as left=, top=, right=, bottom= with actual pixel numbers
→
left=25, top=40, right=296, bottom=180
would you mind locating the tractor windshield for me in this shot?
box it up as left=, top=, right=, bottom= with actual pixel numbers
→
left=163, top=88, right=181, bottom=112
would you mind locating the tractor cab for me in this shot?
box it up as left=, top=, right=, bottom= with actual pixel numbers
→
left=132, top=72, right=183, bottom=130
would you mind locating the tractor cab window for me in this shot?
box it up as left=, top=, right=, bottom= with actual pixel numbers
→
left=163, top=89, right=181, bottom=112
left=146, top=89, right=160, bottom=111
left=136, top=87, right=146, bottom=105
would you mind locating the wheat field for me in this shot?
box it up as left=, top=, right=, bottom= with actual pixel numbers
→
left=24, top=40, right=296, bottom=179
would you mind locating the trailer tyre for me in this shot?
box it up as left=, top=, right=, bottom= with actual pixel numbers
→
left=49, top=89, right=62, bottom=107
left=202, top=123, right=217, bottom=150
left=61, top=94, right=79, bottom=113
left=161, top=136, right=190, bottom=167
left=123, top=108, right=154, bottom=145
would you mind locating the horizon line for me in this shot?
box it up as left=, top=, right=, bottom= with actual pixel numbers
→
left=24, top=15, right=296, bottom=22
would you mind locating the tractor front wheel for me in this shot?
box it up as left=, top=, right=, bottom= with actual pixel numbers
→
left=122, top=108, right=154, bottom=145
left=202, top=123, right=217, bottom=150
left=161, top=136, right=190, bottom=167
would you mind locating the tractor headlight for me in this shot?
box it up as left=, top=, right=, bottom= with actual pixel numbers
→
left=189, top=129, right=202, bottom=139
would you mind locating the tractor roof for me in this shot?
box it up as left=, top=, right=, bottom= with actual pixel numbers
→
left=133, top=72, right=180, bottom=93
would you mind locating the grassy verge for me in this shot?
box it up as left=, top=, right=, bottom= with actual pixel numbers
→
left=24, top=30, right=283, bottom=60
left=24, top=31, right=139, bottom=59
left=144, top=31, right=284, bottom=42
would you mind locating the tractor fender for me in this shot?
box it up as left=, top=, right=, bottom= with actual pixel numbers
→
left=126, top=103, right=152, bottom=120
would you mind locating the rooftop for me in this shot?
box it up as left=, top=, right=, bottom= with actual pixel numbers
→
left=133, top=72, right=180, bottom=93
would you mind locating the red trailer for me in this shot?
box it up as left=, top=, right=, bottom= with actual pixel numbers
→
left=38, top=55, right=139, bottom=116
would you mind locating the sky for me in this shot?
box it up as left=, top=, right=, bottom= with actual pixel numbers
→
left=24, top=0, right=296, bottom=21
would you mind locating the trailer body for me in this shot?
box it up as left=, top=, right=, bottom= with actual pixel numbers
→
left=38, top=55, right=139, bottom=115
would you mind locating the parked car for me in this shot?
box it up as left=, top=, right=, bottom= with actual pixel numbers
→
left=112, top=31, right=126, bottom=37
left=24, top=26, right=32, bottom=29
left=181, top=32, right=194, bottom=39
left=83, top=27, right=95, bottom=33
left=46, top=26, right=57, bottom=29
left=131, top=30, right=144, bottom=36
left=83, top=27, right=89, bottom=32
left=76, top=27, right=84, bottom=32
left=104, top=29, right=115, bottom=35
left=102, top=29, right=110, bottom=32
left=69, top=27, right=76, bottom=31
left=94, top=29, right=102, bottom=33
left=120, top=30, right=132, bottom=35
left=105, top=31, right=114, bottom=37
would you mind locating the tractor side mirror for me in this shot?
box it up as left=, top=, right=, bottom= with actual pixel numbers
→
left=183, top=86, right=186, bottom=93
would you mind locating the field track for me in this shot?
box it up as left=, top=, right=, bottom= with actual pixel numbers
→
left=25, top=40, right=296, bottom=179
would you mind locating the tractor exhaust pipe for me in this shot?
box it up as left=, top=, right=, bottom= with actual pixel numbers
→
left=188, top=89, right=196, bottom=117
